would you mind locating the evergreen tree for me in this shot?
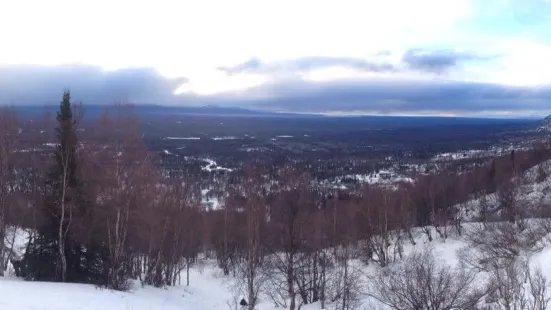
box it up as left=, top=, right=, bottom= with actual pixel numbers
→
left=21, top=91, right=107, bottom=284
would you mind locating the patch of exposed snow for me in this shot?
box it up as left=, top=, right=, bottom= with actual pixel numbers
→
left=335, top=170, right=414, bottom=186
left=15, top=148, right=44, bottom=153
left=212, top=136, right=238, bottom=140
left=165, top=137, right=201, bottom=140
left=201, top=158, right=232, bottom=172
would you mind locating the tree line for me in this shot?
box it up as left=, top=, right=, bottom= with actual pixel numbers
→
left=0, top=92, right=551, bottom=310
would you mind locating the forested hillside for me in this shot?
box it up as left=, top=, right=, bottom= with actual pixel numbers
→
left=1, top=93, right=551, bottom=309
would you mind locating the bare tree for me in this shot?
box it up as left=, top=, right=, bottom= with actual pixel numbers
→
left=460, top=222, right=547, bottom=272
left=359, top=188, right=402, bottom=267
left=265, top=166, right=313, bottom=310
left=226, top=165, right=269, bottom=310
left=368, top=249, right=485, bottom=310
left=485, top=260, right=551, bottom=310
left=497, top=180, right=519, bottom=224
left=89, top=103, right=152, bottom=290
left=0, top=108, right=18, bottom=276
left=478, top=192, right=491, bottom=228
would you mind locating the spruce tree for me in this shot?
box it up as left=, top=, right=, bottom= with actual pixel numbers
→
left=54, top=90, right=78, bottom=282
left=21, top=91, right=107, bottom=284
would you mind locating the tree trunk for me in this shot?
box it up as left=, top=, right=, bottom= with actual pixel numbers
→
left=0, top=214, right=4, bottom=276
left=341, top=259, right=348, bottom=310
left=186, top=262, right=190, bottom=286
left=58, top=199, right=67, bottom=282
left=288, top=252, right=296, bottom=310
left=320, top=255, right=326, bottom=310
left=247, top=262, right=255, bottom=310
left=58, top=152, right=73, bottom=283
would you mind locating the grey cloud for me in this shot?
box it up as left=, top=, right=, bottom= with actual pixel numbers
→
left=402, top=49, right=499, bottom=73
left=293, top=57, right=395, bottom=72
left=218, top=58, right=263, bottom=74
left=221, top=50, right=498, bottom=77
left=1, top=63, right=550, bottom=117
left=0, top=64, right=186, bottom=105
left=218, top=56, right=396, bottom=75
left=179, top=79, right=551, bottom=116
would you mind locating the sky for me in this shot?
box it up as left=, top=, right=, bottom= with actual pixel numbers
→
left=1, top=0, right=551, bottom=117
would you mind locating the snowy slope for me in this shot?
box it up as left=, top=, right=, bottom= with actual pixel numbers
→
left=459, top=159, right=551, bottom=221
left=2, top=162, right=551, bottom=309
left=1, top=224, right=551, bottom=309
left=540, top=115, right=551, bottom=131
left=0, top=264, right=233, bottom=310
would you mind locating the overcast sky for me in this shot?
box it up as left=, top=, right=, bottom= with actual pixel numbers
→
left=1, top=0, right=551, bottom=117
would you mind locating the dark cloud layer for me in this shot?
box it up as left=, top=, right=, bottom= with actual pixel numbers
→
left=180, top=79, right=551, bottom=116
left=0, top=64, right=549, bottom=117
left=402, top=49, right=499, bottom=73
left=0, top=64, right=186, bottom=105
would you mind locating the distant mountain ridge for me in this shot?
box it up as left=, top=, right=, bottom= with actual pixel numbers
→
left=12, top=104, right=311, bottom=119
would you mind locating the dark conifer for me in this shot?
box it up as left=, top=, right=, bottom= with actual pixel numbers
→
left=21, top=91, right=107, bottom=284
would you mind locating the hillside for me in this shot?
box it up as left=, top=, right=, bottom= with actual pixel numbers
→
left=539, top=114, right=551, bottom=131
left=2, top=95, right=551, bottom=310
left=2, top=225, right=551, bottom=309
left=2, top=160, right=551, bottom=310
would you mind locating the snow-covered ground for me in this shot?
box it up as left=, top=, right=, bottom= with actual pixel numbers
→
left=3, top=223, right=551, bottom=310
left=325, top=169, right=414, bottom=189
left=431, top=146, right=531, bottom=162
left=201, top=188, right=222, bottom=210
left=348, top=170, right=414, bottom=185
left=165, top=137, right=201, bottom=140
left=459, top=159, right=551, bottom=221
left=212, top=136, right=239, bottom=141
left=0, top=265, right=233, bottom=310
left=201, top=158, right=232, bottom=172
